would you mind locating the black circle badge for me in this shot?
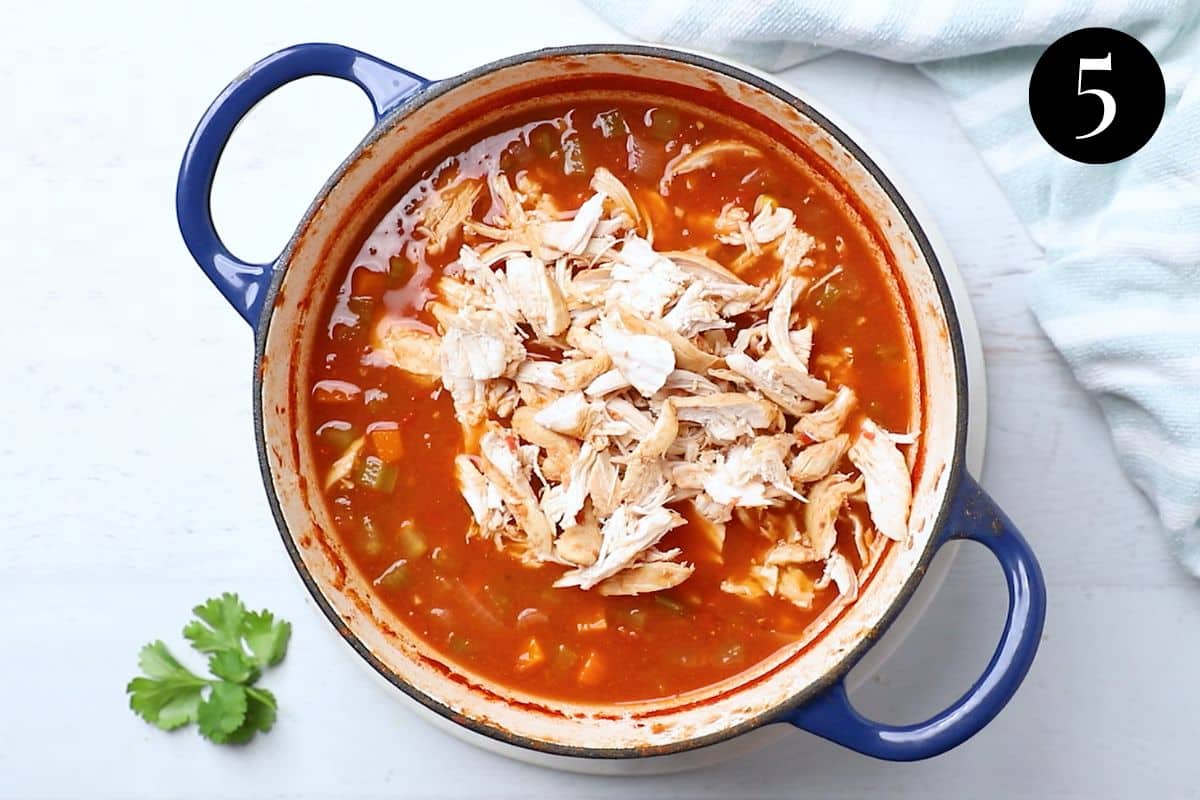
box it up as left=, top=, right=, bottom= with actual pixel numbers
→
left=1029, top=27, right=1165, bottom=164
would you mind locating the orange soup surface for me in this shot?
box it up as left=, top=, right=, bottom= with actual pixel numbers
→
left=306, top=95, right=915, bottom=704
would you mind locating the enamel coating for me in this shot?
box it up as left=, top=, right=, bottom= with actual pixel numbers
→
left=176, top=42, right=1046, bottom=764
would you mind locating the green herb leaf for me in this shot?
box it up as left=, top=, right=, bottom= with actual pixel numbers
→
left=208, top=649, right=257, bottom=684
left=241, top=610, right=292, bottom=669
left=184, top=593, right=248, bottom=655
left=127, top=595, right=291, bottom=745
left=197, top=682, right=248, bottom=743
left=224, top=687, right=278, bottom=744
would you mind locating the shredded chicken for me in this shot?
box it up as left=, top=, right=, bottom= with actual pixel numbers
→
left=370, top=163, right=915, bottom=601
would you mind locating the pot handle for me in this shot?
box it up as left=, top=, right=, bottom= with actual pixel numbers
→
left=784, top=470, right=1046, bottom=761
left=176, top=43, right=428, bottom=326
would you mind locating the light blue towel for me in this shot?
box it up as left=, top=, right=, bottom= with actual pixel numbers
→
left=586, top=0, right=1200, bottom=573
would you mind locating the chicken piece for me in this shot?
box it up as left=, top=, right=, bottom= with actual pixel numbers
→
left=723, top=351, right=817, bottom=417
left=615, top=307, right=716, bottom=373
left=598, top=561, right=694, bottom=596
left=805, top=472, right=862, bottom=553
left=659, top=140, right=763, bottom=193
left=533, top=391, right=592, bottom=438
left=554, top=505, right=686, bottom=590
left=749, top=196, right=795, bottom=245
left=720, top=564, right=779, bottom=599
left=540, top=191, right=607, bottom=255
left=763, top=350, right=834, bottom=404
left=590, top=167, right=642, bottom=232
left=477, top=428, right=555, bottom=560
left=714, top=203, right=759, bottom=255
left=766, top=277, right=812, bottom=375
left=848, top=419, right=912, bottom=543
left=599, top=315, right=675, bottom=397
left=372, top=320, right=442, bottom=381
left=794, top=386, right=857, bottom=443
left=515, top=353, right=612, bottom=393
left=672, top=393, right=784, bottom=441
left=619, top=401, right=678, bottom=505
left=849, top=510, right=875, bottom=566
left=324, top=436, right=365, bottom=489
left=778, top=227, right=816, bottom=273
left=484, top=379, right=520, bottom=419
left=778, top=566, right=815, bottom=608
left=440, top=309, right=527, bottom=424
left=584, top=368, right=630, bottom=397
left=683, top=498, right=726, bottom=554
left=608, top=237, right=690, bottom=318
left=511, top=406, right=580, bottom=483
left=455, top=454, right=507, bottom=534
left=418, top=180, right=481, bottom=255
left=663, top=249, right=751, bottom=287
left=604, top=397, right=654, bottom=441
left=662, top=369, right=720, bottom=396
left=693, top=491, right=735, bottom=525
left=505, top=255, right=570, bottom=337
left=789, top=434, right=851, bottom=484
left=815, top=551, right=859, bottom=601
left=663, top=282, right=733, bottom=338
left=703, top=435, right=800, bottom=507
left=539, top=443, right=596, bottom=528
left=587, top=449, right=621, bottom=517
left=556, top=510, right=602, bottom=566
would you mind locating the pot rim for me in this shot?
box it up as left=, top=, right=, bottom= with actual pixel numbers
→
left=251, top=42, right=969, bottom=759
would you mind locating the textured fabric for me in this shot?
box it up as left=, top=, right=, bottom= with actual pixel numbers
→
left=585, top=0, right=1200, bottom=573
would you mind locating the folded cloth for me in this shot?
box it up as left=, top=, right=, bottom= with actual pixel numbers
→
left=585, top=0, right=1200, bottom=573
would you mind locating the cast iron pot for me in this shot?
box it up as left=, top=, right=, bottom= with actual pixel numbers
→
left=176, top=42, right=1046, bottom=768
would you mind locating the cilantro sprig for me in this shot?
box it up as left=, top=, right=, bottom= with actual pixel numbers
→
left=127, top=593, right=291, bottom=744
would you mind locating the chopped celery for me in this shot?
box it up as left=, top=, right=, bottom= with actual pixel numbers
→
left=645, top=108, right=680, bottom=141
left=376, top=561, right=410, bottom=590
left=358, top=456, right=398, bottom=493
left=623, top=606, right=647, bottom=630
left=653, top=595, right=686, bottom=615
left=594, top=109, right=629, bottom=138
left=551, top=643, right=579, bottom=672
left=530, top=125, right=558, bottom=155
left=430, top=546, right=462, bottom=574
left=388, top=254, right=414, bottom=287
left=562, top=137, right=587, bottom=175
left=361, top=515, right=384, bottom=557
left=347, top=295, right=377, bottom=324
left=482, top=583, right=511, bottom=615
left=814, top=281, right=841, bottom=309
left=316, top=421, right=358, bottom=452
left=397, top=521, right=428, bottom=559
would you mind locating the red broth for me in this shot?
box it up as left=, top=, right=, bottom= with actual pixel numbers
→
left=306, top=97, right=915, bottom=704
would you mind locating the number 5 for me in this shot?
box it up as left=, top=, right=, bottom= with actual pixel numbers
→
left=1076, top=54, right=1115, bottom=139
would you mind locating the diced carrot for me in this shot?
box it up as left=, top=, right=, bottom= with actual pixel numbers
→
left=370, top=428, right=404, bottom=461
left=577, top=650, right=606, bottom=686
left=351, top=266, right=389, bottom=297
left=515, top=637, right=546, bottom=673
left=576, top=610, right=607, bottom=634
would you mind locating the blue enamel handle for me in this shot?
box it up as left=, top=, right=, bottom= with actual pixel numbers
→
left=176, top=43, right=428, bottom=326
left=786, top=470, right=1046, bottom=761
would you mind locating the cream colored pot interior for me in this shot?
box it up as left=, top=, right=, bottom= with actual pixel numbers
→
left=257, top=49, right=962, bottom=755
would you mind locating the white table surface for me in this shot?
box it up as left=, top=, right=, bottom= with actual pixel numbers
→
left=3, top=2, right=1198, bottom=798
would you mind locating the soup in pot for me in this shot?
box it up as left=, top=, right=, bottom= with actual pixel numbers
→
left=305, top=94, right=917, bottom=704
